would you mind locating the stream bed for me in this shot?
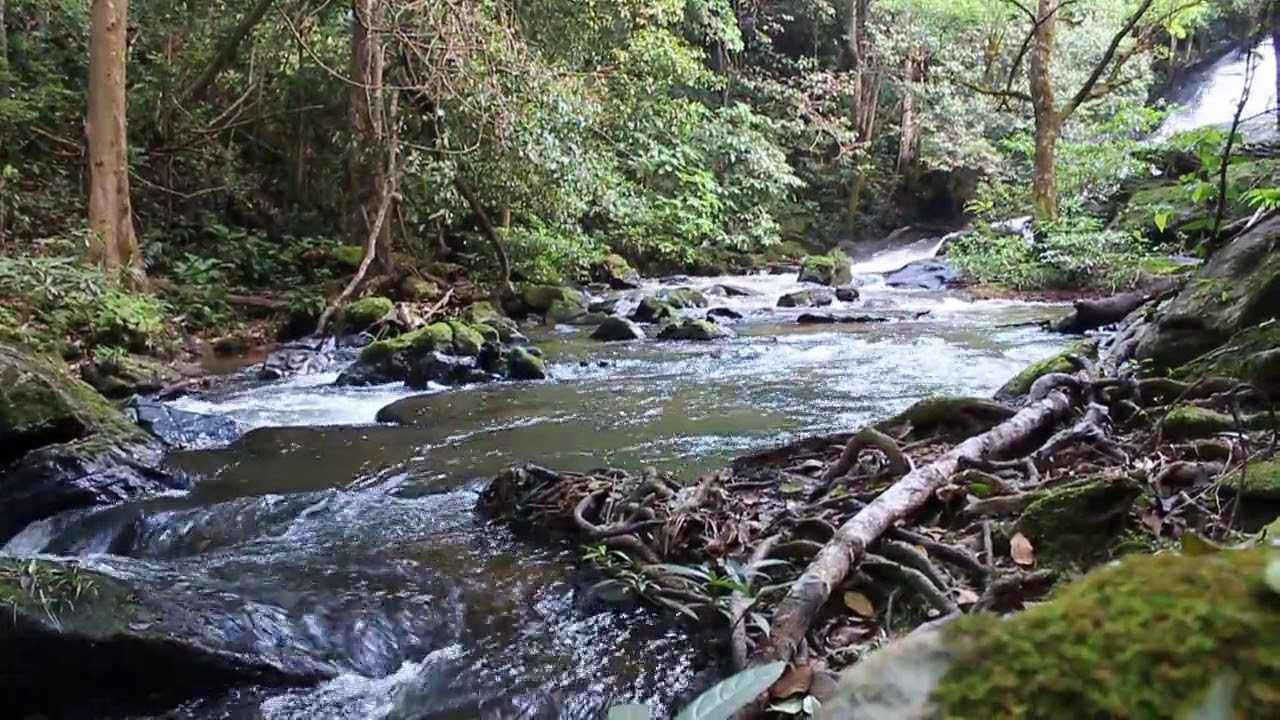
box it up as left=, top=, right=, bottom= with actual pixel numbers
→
left=8, top=257, right=1070, bottom=719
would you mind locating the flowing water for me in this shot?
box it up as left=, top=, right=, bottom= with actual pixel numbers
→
left=1157, top=40, right=1279, bottom=141
left=7, top=248, right=1073, bottom=719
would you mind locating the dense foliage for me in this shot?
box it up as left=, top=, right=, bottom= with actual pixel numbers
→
left=0, top=0, right=1272, bottom=345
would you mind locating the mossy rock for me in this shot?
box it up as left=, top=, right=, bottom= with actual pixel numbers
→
left=520, top=284, right=587, bottom=314
left=1, top=343, right=142, bottom=457
left=631, top=297, right=678, bottom=324
left=400, top=276, right=439, bottom=301
left=1224, top=459, right=1280, bottom=501
left=340, top=296, right=394, bottom=332
left=764, top=240, right=807, bottom=263
left=659, top=287, right=710, bottom=309
left=358, top=322, right=453, bottom=364
left=995, top=339, right=1099, bottom=401
left=447, top=321, right=486, bottom=356
left=1173, top=323, right=1280, bottom=392
left=326, top=245, right=366, bottom=271
left=545, top=298, right=586, bottom=325
left=473, top=323, right=501, bottom=344
left=1013, top=475, right=1142, bottom=563
left=465, top=301, right=503, bottom=325
left=506, top=347, right=547, bottom=380
left=798, top=250, right=853, bottom=286
left=1160, top=405, right=1236, bottom=440
left=930, top=548, right=1280, bottom=718
left=596, top=254, right=642, bottom=289
left=79, top=353, right=182, bottom=401
left=657, top=319, right=733, bottom=341
left=1134, top=215, right=1280, bottom=371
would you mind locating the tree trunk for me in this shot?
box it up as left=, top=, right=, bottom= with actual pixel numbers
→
left=750, top=389, right=1075, bottom=665
left=455, top=172, right=513, bottom=297
left=845, top=0, right=871, bottom=236
left=349, top=0, right=392, bottom=273
left=87, top=0, right=141, bottom=278
left=0, top=0, right=10, bottom=98
left=174, top=0, right=273, bottom=111
left=1028, top=0, right=1060, bottom=222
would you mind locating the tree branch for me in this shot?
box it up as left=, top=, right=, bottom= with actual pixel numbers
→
left=1061, top=0, right=1157, bottom=120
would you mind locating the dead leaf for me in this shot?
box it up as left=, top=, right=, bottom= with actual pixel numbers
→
left=770, top=661, right=815, bottom=698
left=842, top=591, right=875, bottom=616
left=955, top=588, right=980, bottom=606
left=1010, top=532, right=1035, bottom=566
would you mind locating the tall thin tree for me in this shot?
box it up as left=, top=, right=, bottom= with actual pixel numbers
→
left=87, top=0, right=141, bottom=277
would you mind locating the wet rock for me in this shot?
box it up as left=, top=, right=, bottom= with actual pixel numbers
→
left=797, top=250, right=853, bottom=286
left=778, top=288, right=836, bottom=308
left=589, top=297, right=622, bottom=315
left=659, top=287, right=710, bottom=309
left=835, top=285, right=861, bottom=302
left=0, top=556, right=336, bottom=715
left=79, top=353, right=184, bottom=400
left=334, top=323, right=454, bottom=387
left=630, top=296, right=678, bottom=324
left=594, top=254, right=642, bottom=290
left=769, top=263, right=801, bottom=275
left=0, top=343, right=189, bottom=543
left=257, top=337, right=337, bottom=381
left=706, top=307, right=744, bottom=321
left=796, top=313, right=891, bottom=325
left=406, top=351, right=491, bottom=389
left=545, top=298, right=588, bottom=325
left=713, top=283, right=760, bottom=298
left=566, top=312, right=612, bottom=326
left=995, top=340, right=1098, bottom=402
left=591, top=318, right=646, bottom=342
left=507, top=347, right=548, bottom=380
left=125, top=397, right=244, bottom=450
left=883, top=258, right=964, bottom=290
left=657, top=319, right=734, bottom=341
left=447, top=320, right=486, bottom=356
left=519, top=284, right=588, bottom=315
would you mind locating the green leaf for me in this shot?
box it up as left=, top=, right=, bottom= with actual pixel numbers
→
left=608, top=704, right=653, bottom=720
left=780, top=480, right=806, bottom=495
left=674, top=661, right=787, bottom=720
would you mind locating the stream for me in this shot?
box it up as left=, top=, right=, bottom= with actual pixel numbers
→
left=7, top=248, right=1071, bottom=719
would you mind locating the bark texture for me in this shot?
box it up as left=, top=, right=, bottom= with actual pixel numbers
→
left=87, top=0, right=140, bottom=276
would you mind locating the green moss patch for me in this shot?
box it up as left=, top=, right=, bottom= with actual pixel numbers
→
left=1013, top=475, right=1142, bottom=563
left=359, top=322, right=453, bottom=363
left=996, top=339, right=1098, bottom=401
left=341, top=297, right=393, bottom=332
left=798, top=250, right=853, bottom=286
left=1225, top=459, right=1280, bottom=501
left=447, top=320, right=486, bottom=356
left=931, top=548, right=1280, bottom=718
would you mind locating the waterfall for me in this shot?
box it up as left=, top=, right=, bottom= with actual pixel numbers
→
left=1156, top=41, right=1278, bottom=141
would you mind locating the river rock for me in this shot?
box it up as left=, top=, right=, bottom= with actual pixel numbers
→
left=78, top=353, right=185, bottom=400
left=591, top=318, right=646, bottom=342
left=517, top=284, right=588, bottom=316
left=706, top=307, right=744, bottom=321
left=406, top=351, right=491, bottom=388
left=339, top=296, right=395, bottom=333
left=507, top=347, right=548, bottom=380
left=711, top=283, right=760, bottom=297
left=657, top=319, right=734, bottom=341
left=0, top=555, right=335, bottom=715
left=778, top=288, right=836, bottom=308
left=0, top=343, right=189, bottom=543
left=797, top=251, right=853, bottom=286
left=630, top=296, right=678, bottom=324
left=257, top=337, right=338, bottom=380
left=659, top=287, right=710, bottom=309
left=883, top=259, right=964, bottom=290
left=796, top=313, right=891, bottom=325
left=835, top=285, right=861, bottom=302
left=594, top=254, right=642, bottom=290
left=125, top=397, right=244, bottom=450
left=335, top=322, right=535, bottom=388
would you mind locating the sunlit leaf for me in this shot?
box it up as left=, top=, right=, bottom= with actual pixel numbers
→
left=842, top=591, right=875, bottom=616
left=1010, top=532, right=1035, bottom=566
left=674, top=661, right=787, bottom=720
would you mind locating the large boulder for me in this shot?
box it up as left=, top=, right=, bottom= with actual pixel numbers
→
left=1131, top=215, right=1280, bottom=373
left=0, top=556, right=335, bottom=715
left=79, top=353, right=185, bottom=400
left=519, top=284, right=588, bottom=315
left=591, top=318, right=646, bottom=342
left=995, top=340, right=1098, bottom=402
left=338, top=296, right=394, bottom=333
left=778, top=288, right=836, bottom=308
left=883, top=259, right=964, bottom=290
left=334, top=323, right=455, bottom=386
left=0, top=343, right=189, bottom=542
left=659, top=287, right=710, bottom=309
left=257, top=337, right=338, bottom=381
left=594, top=254, right=642, bottom=289
left=631, top=296, right=678, bottom=324
left=819, top=549, right=1279, bottom=719
left=798, top=251, right=853, bottom=286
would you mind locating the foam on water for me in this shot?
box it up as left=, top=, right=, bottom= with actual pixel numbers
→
left=169, top=370, right=420, bottom=428
left=1157, top=41, right=1279, bottom=141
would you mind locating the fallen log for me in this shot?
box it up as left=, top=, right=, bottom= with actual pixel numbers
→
left=748, top=389, right=1076, bottom=667
left=1049, top=290, right=1149, bottom=334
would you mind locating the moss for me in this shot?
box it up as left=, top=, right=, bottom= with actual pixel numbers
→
left=507, top=346, right=547, bottom=380
left=1161, top=405, right=1236, bottom=440
left=359, top=322, right=453, bottom=363
left=545, top=298, right=586, bottom=324
left=798, top=250, right=853, bottom=286
left=659, top=287, right=709, bottom=309
left=657, top=319, right=732, bottom=341
left=1225, top=459, right=1280, bottom=501
left=400, top=276, right=439, bottom=301
left=765, top=240, right=807, bottom=262
left=1138, top=256, right=1195, bottom=277
left=931, top=548, right=1280, bottom=718
left=448, top=320, right=486, bottom=356
left=466, top=301, right=503, bottom=325
left=996, top=339, right=1099, bottom=400
left=1174, top=323, right=1280, bottom=384
left=632, top=297, right=677, bottom=324
left=473, top=323, right=501, bottom=344
left=341, top=296, right=393, bottom=331
left=327, top=245, right=366, bottom=271
left=0, top=342, right=142, bottom=448
left=1013, top=475, right=1142, bottom=563
left=521, top=284, right=585, bottom=313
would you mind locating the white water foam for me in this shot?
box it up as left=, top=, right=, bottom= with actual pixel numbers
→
left=1157, top=41, right=1278, bottom=141
left=261, top=646, right=462, bottom=720
left=168, top=371, right=419, bottom=429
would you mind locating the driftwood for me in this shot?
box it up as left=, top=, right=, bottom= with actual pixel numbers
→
left=749, top=388, right=1075, bottom=666
left=1049, top=290, right=1149, bottom=334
